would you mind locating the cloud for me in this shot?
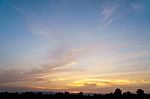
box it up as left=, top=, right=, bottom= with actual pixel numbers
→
left=11, top=4, right=65, bottom=37
left=34, top=78, right=46, bottom=81
left=0, top=46, right=81, bottom=84
left=11, top=5, right=26, bottom=15
left=67, top=84, right=150, bottom=93
left=131, top=3, right=144, bottom=11
left=101, top=6, right=116, bottom=21
left=63, top=62, right=79, bottom=67
left=11, top=5, right=51, bottom=36
left=66, top=76, right=150, bottom=93
left=101, top=2, right=118, bottom=25
left=0, top=69, right=25, bottom=83
left=67, top=70, right=150, bottom=89
left=67, top=78, right=138, bottom=87
left=99, top=3, right=118, bottom=28
left=0, top=85, right=35, bottom=92
left=30, top=24, right=50, bottom=36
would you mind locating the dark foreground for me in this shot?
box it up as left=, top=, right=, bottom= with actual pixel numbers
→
left=0, top=92, right=150, bottom=99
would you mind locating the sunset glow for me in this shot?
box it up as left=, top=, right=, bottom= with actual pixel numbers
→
left=0, top=0, right=150, bottom=93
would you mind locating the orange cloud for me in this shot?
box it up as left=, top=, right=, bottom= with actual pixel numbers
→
left=67, top=78, right=150, bottom=88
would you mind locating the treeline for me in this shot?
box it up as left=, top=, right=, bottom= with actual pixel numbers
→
left=0, top=88, right=150, bottom=99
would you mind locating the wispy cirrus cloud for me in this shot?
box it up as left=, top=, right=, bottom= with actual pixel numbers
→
left=131, top=3, right=144, bottom=11
left=101, top=5, right=116, bottom=21
left=0, top=46, right=81, bottom=84
left=11, top=5, right=51, bottom=36
left=0, top=69, right=25, bottom=83
left=11, top=5, right=26, bottom=15
left=29, top=24, right=50, bottom=36
left=99, top=2, right=118, bottom=28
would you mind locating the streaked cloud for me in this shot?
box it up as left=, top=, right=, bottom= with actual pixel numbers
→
left=0, top=46, right=81, bottom=84
left=99, top=2, right=118, bottom=28
left=63, top=62, right=79, bottom=67
left=68, top=78, right=150, bottom=87
left=11, top=5, right=25, bottom=15
left=101, top=5, right=116, bottom=22
left=30, top=24, right=50, bottom=36
left=131, top=3, right=144, bottom=11
left=0, top=69, right=25, bottom=83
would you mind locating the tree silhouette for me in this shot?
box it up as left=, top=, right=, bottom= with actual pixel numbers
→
left=114, top=88, right=122, bottom=95
left=136, top=89, right=144, bottom=95
left=78, top=92, right=83, bottom=96
left=1, top=88, right=150, bottom=99
left=123, top=91, right=131, bottom=94
left=64, top=91, right=69, bottom=96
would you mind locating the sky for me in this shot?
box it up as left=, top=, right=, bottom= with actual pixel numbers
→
left=0, top=0, right=150, bottom=93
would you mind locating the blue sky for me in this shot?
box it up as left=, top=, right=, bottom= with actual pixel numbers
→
left=0, top=0, right=150, bottom=93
